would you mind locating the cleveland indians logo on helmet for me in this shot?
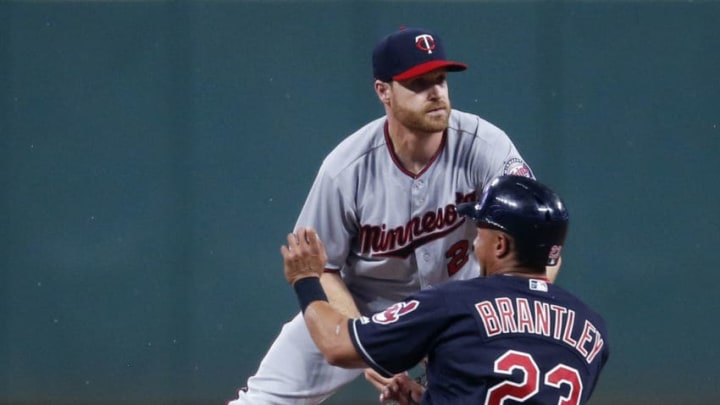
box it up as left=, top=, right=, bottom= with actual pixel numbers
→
left=415, top=34, right=435, bottom=54
left=548, top=244, right=563, bottom=266
left=371, top=300, right=420, bottom=325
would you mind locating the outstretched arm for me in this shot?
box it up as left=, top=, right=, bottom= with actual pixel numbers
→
left=320, top=271, right=361, bottom=318
left=281, top=227, right=365, bottom=368
left=302, top=298, right=366, bottom=368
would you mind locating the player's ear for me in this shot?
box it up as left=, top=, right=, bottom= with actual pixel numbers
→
left=495, top=232, right=512, bottom=261
left=374, top=80, right=391, bottom=104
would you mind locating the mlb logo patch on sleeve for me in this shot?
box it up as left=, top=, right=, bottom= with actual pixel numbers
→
left=503, top=157, right=533, bottom=178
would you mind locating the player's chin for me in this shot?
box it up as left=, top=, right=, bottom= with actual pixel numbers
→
left=423, top=113, right=449, bottom=131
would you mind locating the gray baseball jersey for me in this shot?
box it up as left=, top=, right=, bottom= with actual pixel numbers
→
left=229, top=109, right=533, bottom=405
left=296, top=109, right=533, bottom=314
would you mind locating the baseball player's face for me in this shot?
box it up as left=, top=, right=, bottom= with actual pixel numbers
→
left=389, top=69, right=451, bottom=133
left=473, top=228, right=491, bottom=277
left=474, top=227, right=506, bottom=277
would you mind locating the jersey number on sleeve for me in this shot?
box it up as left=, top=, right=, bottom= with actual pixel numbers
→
left=445, top=240, right=470, bottom=276
left=485, top=350, right=583, bottom=405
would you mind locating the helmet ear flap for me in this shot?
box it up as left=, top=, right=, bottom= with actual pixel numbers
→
left=459, top=175, right=569, bottom=268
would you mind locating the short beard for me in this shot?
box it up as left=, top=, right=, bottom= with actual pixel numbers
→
left=392, top=103, right=451, bottom=134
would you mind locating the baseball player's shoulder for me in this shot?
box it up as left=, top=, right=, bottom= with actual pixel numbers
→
left=551, top=283, right=608, bottom=327
left=424, top=278, right=505, bottom=313
left=430, top=277, right=496, bottom=300
left=449, top=109, right=513, bottom=143
left=318, top=116, right=386, bottom=178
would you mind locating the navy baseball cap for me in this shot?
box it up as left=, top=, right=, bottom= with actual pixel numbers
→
left=372, top=27, right=468, bottom=82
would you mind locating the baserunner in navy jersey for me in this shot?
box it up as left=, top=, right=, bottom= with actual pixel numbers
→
left=282, top=175, right=609, bottom=405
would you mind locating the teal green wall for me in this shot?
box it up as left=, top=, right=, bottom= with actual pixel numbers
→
left=1, top=1, right=719, bottom=404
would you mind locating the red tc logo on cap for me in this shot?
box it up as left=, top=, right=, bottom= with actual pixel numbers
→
left=415, top=34, right=435, bottom=54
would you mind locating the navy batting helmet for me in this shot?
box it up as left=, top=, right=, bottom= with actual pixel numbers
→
left=457, top=175, right=568, bottom=267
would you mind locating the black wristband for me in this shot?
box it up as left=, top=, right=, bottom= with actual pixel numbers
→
left=293, top=277, right=328, bottom=313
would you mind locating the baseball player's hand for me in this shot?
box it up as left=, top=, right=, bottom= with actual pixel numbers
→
left=364, top=368, right=424, bottom=405
left=281, top=227, right=328, bottom=285
left=364, top=368, right=392, bottom=396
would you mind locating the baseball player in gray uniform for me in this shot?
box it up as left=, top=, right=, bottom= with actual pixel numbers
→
left=229, top=26, right=549, bottom=404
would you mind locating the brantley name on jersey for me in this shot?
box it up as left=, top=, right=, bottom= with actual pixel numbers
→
left=475, top=296, right=605, bottom=364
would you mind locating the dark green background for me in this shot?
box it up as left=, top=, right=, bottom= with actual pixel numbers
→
left=1, top=1, right=718, bottom=404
